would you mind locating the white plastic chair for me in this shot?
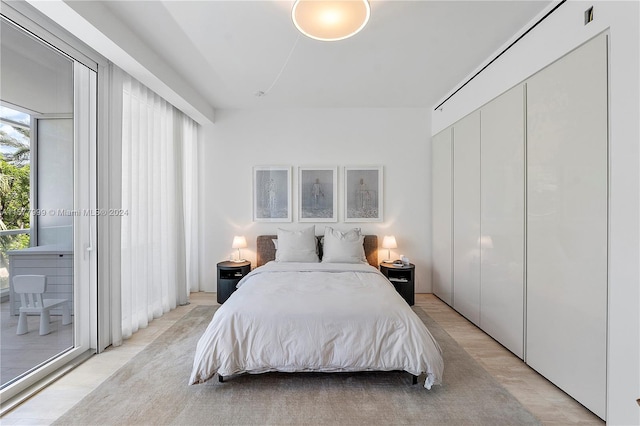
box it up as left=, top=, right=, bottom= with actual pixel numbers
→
left=13, top=275, right=71, bottom=336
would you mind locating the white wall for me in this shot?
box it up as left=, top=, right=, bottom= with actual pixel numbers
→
left=201, top=108, right=432, bottom=293
left=431, top=1, right=639, bottom=424
left=25, top=0, right=215, bottom=125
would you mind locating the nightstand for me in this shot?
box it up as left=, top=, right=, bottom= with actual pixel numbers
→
left=217, top=261, right=251, bottom=304
left=379, top=263, right=415, bottom=306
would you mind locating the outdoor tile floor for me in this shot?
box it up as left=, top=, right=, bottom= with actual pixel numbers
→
left=1, top=300, right=73, bottom=387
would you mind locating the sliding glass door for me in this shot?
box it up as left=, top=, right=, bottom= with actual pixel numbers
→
left=0, top=15, right=96, bottom=401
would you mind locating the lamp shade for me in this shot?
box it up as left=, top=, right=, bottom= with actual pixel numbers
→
left=291, top=0, right=371, bottom=42
left=232, top=236, right=247, bottom=249
left=382, top=235, right=397, bottom=249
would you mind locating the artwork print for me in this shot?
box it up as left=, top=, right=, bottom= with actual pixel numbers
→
left=299, top=167, right=337, bottom=222
left=344, top=166, right=383, bottom=222
left=253, top=166, right=291, bottom=222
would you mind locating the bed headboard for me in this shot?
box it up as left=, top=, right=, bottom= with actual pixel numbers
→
left=256, top=235, right=378, bottom=268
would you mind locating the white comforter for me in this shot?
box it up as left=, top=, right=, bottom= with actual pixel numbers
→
left=189, top=262, right=443, bottom=389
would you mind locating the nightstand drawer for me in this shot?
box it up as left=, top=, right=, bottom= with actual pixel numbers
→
left=219, top=269, right=246, bottom=280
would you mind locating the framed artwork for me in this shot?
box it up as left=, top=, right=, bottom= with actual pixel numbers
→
left=298, top=166, right=337, bottom=222
left=253, top=166, right=292, bottom=222
left=344, top=166, right=383, bottom=222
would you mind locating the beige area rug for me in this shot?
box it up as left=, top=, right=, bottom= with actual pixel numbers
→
left=54, top=306, right=540, bottom=425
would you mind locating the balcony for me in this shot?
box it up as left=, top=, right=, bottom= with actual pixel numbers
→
left=0, top=298, right=73, bottom=387
left=0, top=229, right=30, bottom=301
left=0, top=229, right=73, bottom=388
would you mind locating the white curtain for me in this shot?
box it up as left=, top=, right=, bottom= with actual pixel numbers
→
left=182, top=114, right=200, bottom=293
left=116, top=73, right=199, bottom=341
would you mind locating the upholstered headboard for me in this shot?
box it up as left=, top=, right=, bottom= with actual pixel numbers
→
left=256, top=235, right=378, bottom=267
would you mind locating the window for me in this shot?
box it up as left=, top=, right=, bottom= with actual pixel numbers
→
left=0, top=105, right=31, bottom=295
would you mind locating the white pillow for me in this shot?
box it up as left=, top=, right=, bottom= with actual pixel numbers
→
left=275, top=226, right=319, bottom=262
left=321, top=227, right=367, bottom=264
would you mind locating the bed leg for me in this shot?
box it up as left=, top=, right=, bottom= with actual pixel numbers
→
left=218, top=374, right=224, bottom=383
left=412, top=375, right=418, bottom=385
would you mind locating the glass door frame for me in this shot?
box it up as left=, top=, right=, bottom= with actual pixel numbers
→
left=30, top=113, right=73, bottom=248
left=0, top=13, right=98, bottom=409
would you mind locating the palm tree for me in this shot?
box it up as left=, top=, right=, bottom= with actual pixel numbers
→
left=0, top=127, right=30, bottom=231
left=0, top=129, right=30, bottom=165
left=0, top=114, right=31, bottom=276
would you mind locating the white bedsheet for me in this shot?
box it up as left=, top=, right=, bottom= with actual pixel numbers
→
left=189, top=262, right=443, bottom=389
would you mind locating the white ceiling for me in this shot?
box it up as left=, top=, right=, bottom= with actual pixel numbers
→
left=68, top=0, right=553, bottom=110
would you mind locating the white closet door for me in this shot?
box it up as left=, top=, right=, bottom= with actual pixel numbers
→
left=480, top=85, right=525, bottom=358
left=453, top=111, right=481, bottom=325
left=431, top=128, right=453, bottom=305
left=526, top=34, right=608, bottom=419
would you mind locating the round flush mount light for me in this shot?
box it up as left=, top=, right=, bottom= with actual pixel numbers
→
left=291, top=0, right=371, bottom=42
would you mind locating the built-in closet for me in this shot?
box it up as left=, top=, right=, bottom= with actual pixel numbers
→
left=430, top=129, right=453, bottom=306
left=452, top=111, right=481, bottom=326
left=479, top=85, right=525, bottom=359
left=430, top=33, right=608, bottom=419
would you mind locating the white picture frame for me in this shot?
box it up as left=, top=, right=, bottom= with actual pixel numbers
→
left=344, top=166, right=383, bottom=222
left=253, top=166, right=292, bottom=222
left=298, top=166, right=338, bottom=222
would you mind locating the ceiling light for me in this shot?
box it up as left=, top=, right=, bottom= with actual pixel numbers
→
left=291, top=0, right=371, bottom=42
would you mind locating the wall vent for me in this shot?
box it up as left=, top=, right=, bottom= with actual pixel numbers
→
left=584, top=6, right=594, bottom=25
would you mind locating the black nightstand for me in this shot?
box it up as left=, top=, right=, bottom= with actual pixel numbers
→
left=380, top=263, right=415, bottom=306
left=217, top=261, right=251, bottom=304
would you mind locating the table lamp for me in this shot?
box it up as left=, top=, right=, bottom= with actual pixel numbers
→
left=232, top=236, right=247, bottom=262
left=382, top=235, right=397, bottom=263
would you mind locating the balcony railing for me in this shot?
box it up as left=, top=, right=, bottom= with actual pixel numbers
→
left=0, top=229, right=31, bottom=294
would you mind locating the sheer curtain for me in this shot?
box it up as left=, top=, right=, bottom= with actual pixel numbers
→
left=182, top=114, right=200, bottom=293
left=116, top=73, right=199, bottom=341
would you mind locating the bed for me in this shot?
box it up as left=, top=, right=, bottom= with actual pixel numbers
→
left=189, top=226, right=443, bottom=389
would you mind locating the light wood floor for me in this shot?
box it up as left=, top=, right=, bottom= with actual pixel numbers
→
left=1, top=293, right=603, bottom=425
